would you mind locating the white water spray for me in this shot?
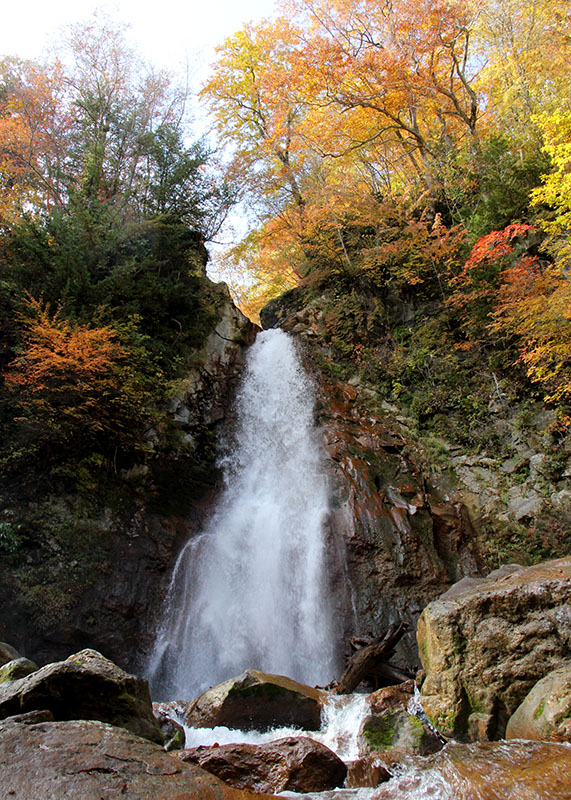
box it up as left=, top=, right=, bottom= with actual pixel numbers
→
left=148, top=329, right=338, bottom=700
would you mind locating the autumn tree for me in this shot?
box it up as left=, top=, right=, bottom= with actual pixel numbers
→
left=288, top=0, right=482, bottom=197
left=4, top=296, right=164, bottom=457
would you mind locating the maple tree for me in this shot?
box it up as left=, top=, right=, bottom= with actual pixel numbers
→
left=4, top=296, right=163, bottom=454
left=491, top=260, right=571, bottom=404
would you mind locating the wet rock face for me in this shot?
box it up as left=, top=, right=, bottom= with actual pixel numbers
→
left=261, top=286, right=481, bottom=674
left=359, top=681, right=443, bottom=757
left=0, top=287, right=257, bottom=672
left=184, top=669, right=324, bottom=732
left=317, top=379, right=480, bottom=670
left=506, top=663, right=571, bottom=742
left=417, top=557, right=571, bottom=740
left=373, top=740, right=571, bottom=800
left=0, top=718, right=273, bottom=800
left=0, top=648, right=163, bottom=744
left=176, top=736, right=348, bottom=794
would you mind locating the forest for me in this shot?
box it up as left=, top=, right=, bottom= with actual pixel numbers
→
left=0, top=0, right=570, bottom=550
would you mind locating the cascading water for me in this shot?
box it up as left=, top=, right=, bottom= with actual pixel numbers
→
left=147, top=328, right=339, bottom=700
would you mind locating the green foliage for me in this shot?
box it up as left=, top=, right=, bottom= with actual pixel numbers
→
left=451, top=136, right=550, bottom=237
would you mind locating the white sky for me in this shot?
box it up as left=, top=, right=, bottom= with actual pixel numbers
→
left=0, top=0, right=278, bottom=74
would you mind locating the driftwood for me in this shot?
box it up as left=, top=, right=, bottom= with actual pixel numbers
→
left=332, top=622, right=410, bottom=695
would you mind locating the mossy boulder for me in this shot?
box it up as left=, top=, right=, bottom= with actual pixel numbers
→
left=417, top=557, right=571, bottom=740
left=506, top=663, right=571, bottom=742
left=0, top=648, right=163, bottom=744
left=359, top=708, right=442, bottom=755
left=0, top=658, right=38, bottom=684
left=184, top=669, right=324, bottom=731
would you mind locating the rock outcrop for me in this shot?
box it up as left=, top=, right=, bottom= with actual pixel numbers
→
left=0, top=648, right=163, bottom=744
left=506, top=663, right=571, bottom=742
left=176, top=736, right=347, bottom=793
left=417, top=557, right=571, bottom=739
left=0, top=283, right=257, bottom=672
left=0, top=717, right=273, bottom=800
left=184, top=669, right=324, bottom=731
left=261, top=287, right=482, bottom=671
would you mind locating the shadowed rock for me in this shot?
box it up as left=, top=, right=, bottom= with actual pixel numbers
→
left=0, top=648, right=163, bottom=744
left=184, top=669, right=324, bottom=731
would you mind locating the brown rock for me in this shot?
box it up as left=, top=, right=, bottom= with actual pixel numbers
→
left=346, top=755, right=392, bottom=787
left=417, top=557, right=571, bottom=740
left=506, top=663, right=571, bottom=741
left=175, top=736, right=347, bottom=793
left=0, top=648, right=163, bottom=744
left=184, top=669, right=324, bottom=731
left=369, top=680, right=415, bottom=714
left=373, top=740, right=571, bottom=800
left=0, top=642, right=22, bottom=667
left=0, top=717, right=272, bottom=799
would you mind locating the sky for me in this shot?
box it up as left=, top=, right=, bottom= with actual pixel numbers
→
left=0, top=0, right=278, bottom=74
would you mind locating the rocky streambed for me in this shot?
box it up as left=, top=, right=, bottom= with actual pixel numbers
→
left=1, top=557, right=570, bottom=798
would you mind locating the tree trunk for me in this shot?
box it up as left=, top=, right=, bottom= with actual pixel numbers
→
left=332, top=623, right=409, bottom=695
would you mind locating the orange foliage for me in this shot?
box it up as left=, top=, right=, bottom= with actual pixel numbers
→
left=491, top=261, right=571, bottom=403
left=4, top=296, right=124, bottom=439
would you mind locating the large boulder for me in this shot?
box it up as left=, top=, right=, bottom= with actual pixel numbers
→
left=0, top=648, right=163, bottom=744
left=0, top=717, right=273, bottom=799
left=506, top=663, right=571, bottom=742
left=417, top=557, right=571, bottom=739
left=184, top=669, right=324, bottom=731
left=175, top=736, right=347, bottom=793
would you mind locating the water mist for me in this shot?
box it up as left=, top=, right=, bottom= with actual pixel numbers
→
left=147, top=328, right=339, bottom=700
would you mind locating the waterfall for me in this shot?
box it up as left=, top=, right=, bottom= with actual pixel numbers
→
left=147, top=328, right=339, bottom=700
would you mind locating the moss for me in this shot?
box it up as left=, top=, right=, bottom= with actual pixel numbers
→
left=227, top=681, right=290, bottom=701
left=534, top=698, right=546, bottom=720
left=362, top=716, right=397, bottom=749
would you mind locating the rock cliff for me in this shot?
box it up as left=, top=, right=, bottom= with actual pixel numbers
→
left=0, top=279, right=257, bottom=672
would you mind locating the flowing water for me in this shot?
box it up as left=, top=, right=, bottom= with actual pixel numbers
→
left=147, top=328, right=339, bottom=700
left=171, top=693, right=571, bottom=799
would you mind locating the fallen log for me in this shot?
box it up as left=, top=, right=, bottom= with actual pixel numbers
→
left=332, top=622, right=409, bottom=695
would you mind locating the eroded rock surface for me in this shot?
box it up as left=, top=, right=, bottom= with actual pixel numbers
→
left=176, top=736, right=347, bottom=793
left=184, top=669, right=324, bottom=731
left=316, top=378, right=480, bottom=669
left=506, top=663, right=571, bottom=742
left=417, top=557, right=571, bottom=739
left=0, top=718, right=272, bottom=800
left=0, top=648, right=163, bottom=744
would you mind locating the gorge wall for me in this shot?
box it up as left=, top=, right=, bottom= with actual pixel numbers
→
left=261, top=277, right=570, bottom=671
left=0, top=274, right=257, bottom=672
